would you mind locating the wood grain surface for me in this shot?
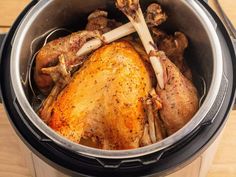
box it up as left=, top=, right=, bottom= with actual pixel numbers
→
left=0, top=0, right=236, bottom=177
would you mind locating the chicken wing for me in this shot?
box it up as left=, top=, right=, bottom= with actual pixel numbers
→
left=86, top=10, right=122, bottom=34
left=34, top=30, right=102, bottom=94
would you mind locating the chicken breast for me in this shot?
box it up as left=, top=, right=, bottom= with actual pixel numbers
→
left=47, top=41, right=153, bottom=150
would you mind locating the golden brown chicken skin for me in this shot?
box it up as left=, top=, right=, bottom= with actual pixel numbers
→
left=34, top=31, right=101, bottom=94
left=156, top=52, right=199, bottom=135
left=46, top=41, right=153, bottom=150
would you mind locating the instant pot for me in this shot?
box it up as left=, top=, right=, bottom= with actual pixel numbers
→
left=0, top=0, right=236, bottom=176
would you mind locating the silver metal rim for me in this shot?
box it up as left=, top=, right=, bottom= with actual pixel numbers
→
left=10, top=0, right=223, bottom=159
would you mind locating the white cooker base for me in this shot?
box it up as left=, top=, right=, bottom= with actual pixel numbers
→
left=18, top=133, right=222, bottom=177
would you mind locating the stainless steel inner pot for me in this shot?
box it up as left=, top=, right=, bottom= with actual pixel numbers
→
left=10, top=0, right=223, bottom=159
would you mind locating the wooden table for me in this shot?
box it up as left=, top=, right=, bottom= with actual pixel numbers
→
left=0, top=1, right=236, bottom=177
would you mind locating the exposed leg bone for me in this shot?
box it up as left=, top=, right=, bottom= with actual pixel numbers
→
left=77, top=23, right=135, bottom=56
left=77, top=3, right=167, bottom=58
left=116, top=0, right=165, bottom=89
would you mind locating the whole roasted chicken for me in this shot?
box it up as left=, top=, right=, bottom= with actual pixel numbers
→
left=47, top=41, right=153, bottom=149
left=34, top=2, right=199, bottom=150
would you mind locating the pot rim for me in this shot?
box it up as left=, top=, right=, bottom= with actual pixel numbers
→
left=10, top=0, right=223, bottom=159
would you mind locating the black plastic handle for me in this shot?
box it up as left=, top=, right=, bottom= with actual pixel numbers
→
left=0, top=33, right=7, bottom=103
left=0, top=34, right=6, bottom=45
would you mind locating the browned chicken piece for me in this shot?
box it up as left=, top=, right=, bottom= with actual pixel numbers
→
left=34, top=30, right=102, bottom=94
left=155, top=51, right=199, bottom=135
left=86, top=10, right=122, bottom=34
left=115, top=0, right=139, bottom=19
left=134, top=22, right=198, bottom=136
left=146, top=3, right=167, bottom=27
left=152, top=28, right=192, bottom=80
left=38, top=55, right=72, bottom=123
left=41, top=41, right=153, bottom=150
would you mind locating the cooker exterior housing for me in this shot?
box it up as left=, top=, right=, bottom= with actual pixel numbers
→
left=0, top=0, right=236, bottom=176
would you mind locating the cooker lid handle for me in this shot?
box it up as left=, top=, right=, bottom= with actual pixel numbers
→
left=0, top=33, right=6, bottom=103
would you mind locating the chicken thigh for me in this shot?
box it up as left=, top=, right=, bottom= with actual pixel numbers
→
left=156, top=52, right=199, bottom=135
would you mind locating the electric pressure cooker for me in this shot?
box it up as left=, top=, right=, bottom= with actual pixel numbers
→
left=0, top=0, right=236, bottom=176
